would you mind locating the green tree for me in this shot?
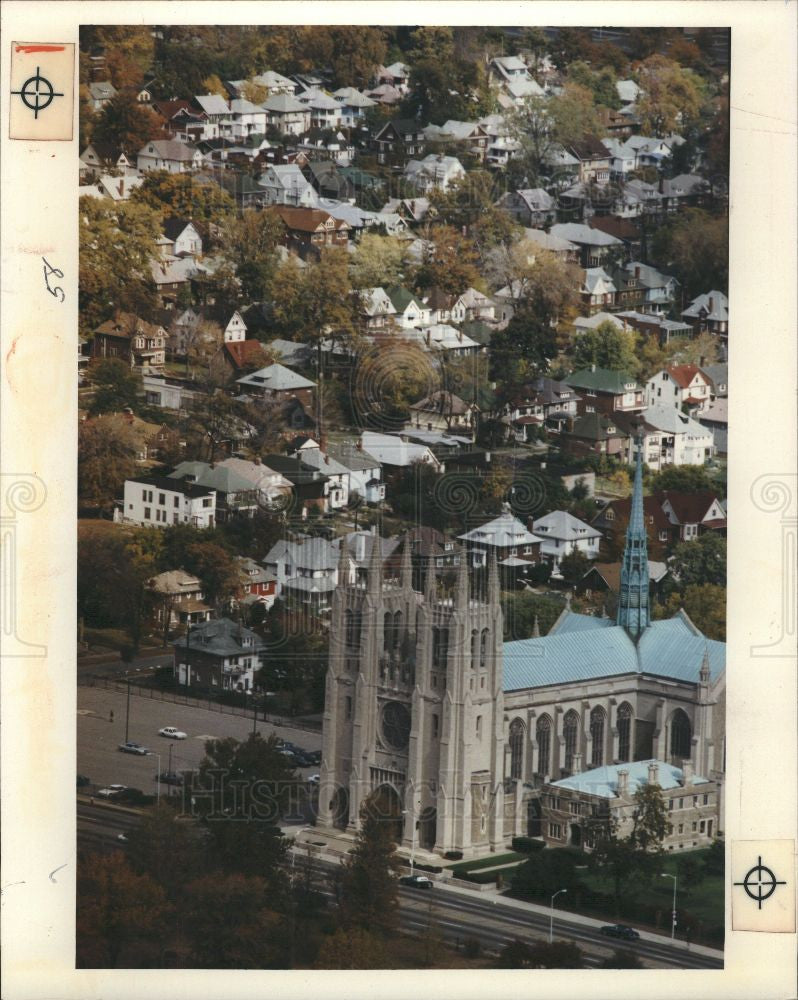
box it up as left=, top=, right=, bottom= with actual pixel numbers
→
left=220, top=209, right=284, bottom=301
left=636, top=54, right=706, bottom=137
left=651, top=207, right=728, bottom=301
left=572, top=320, right=640, bottom=376
left=567, top=60, right=621, bottom=110
left=404, top=27, right=492, bottom=124
left=660, top=583, right=726, bottom=640
left=559, top=547, right=591, bottom=588
left=79, top=196, right=162, bottom=331
left=339, top=792, right=402, bottom=935
left=505, top=95, right=555, bottom=185
left=78, top=416, right=139, bottom=510
left=132, top=171, right=236, bottom=228
left=549, top=82, right=602, bottom=147
left=670, top=533, right=726, bottom=588
left=93, top=89, right=164, bottom=154
left=350, top=233, right=413, bottom=289
left=488, top=302, right=559, bottom=386
left=301, top=26, right=387, bottom=90
left=676, top=854, right=705, bottom=898
left=512, top=847, right=581, bottom=899
left=650, top=464, right=717, bottom=494
left=125, top=804, right=205, bottom=896
left=88, top=358, right=143, bottom=415
left=184, top=541, right=240, bottom=607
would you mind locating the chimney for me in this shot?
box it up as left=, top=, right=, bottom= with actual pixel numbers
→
left=708, top=296, right=714, bottom=313
left=356, top=438, right=363, bottom=451
left=647, top=761, right=659, bottom=786
left=590, top=363, right=596, bottom=373
left=571, top=752, right=583, bottom=775
left=634, top=265, right=640, bottom=279
left=616, top=768, right=629, bottom=797
left=682, top=759, right=694, bottom=787
left=254, top=456, right=261, bottom=465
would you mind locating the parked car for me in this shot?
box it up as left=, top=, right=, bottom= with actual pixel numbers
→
left=156, top=771, right=184, bottom=786
left=400, top=874, right=433, bottom=889
left=96, top=784, right=127, bottom=798
left=76, top=774, right=91, bottom=788
left=600, top=924, right=640, bottom=941
left=118, top=741, right=150, bottom=755
left=304, top=750, right=322, bottom=765
left=158, top=726, right=187, bottom=740
left=116, top=833, right=128, bottom=843
left=307, top=773, right=320, bottom=785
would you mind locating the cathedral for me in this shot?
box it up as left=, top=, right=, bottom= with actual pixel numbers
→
left=317, top=446, right=726, bottom=858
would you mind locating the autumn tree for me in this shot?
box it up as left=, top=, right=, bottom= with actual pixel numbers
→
left=567, top=60, right=622, bottom=110
left=86, top=25, right=155, bottom=92
left=339, top=793, right=402, bottom=935
left=404, top=26, right=492, bottom=124
left=350, top=233, right=414, bottom=289
left=132, top=171, right=236, bottom=228
left=78, top=416, right=140, bottom=510
left=314, top=927, right=389, bottom=969
left=79, top=196, right=162, bottom=331
left=88, top=358, right=143, bottom=415
left=651, top=207, right=728, bottom=301
left=220, top=209, right=284, bottom=301
left=549, top=82, right=603, bottom=148
left=201, top=73, right=228, bottom=97
left=93, top=89, right=164, bottom=153
left=300, top=26, right=388, bottom=90
left=414, top=225, right=482, bottom=296
left=239, top=79, right=268, bottom=104
left=571, top=320, right=641, bottom=376
left=182, top=874, right=278, bottom=968
left=635, top=54, right=706, bottom=137
left=77, top=851, right=170, bottom=968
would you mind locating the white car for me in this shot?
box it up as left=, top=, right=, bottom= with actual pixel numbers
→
left=96, top=784, right=127, bottom=798
left=158, top=726, right=187, bottom=740
left=307, top=773, right=320, bottom=785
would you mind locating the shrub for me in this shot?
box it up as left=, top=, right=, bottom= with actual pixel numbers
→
left=512, top=836, right=545, bottom=853
left=444, top=850, right=463, bottom=861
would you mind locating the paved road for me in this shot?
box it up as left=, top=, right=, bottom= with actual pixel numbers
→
left=77, top=686, right=322, bottom=793
left=78, top=651, right=172, bottom=679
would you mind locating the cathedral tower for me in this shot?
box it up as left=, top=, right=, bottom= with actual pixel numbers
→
left=617, top=433, right=650, bottom=640
left=318, top=537, right=505, bottom=857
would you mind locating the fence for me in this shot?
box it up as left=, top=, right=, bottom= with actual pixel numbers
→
left=79, top=674, right=323, bottom=735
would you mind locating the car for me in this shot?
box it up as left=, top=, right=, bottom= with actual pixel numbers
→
left=291, top=751, right=314, bottom=767
left=116, top=833, right=128, bottom=843
left=304, top=750, right=322, bottom=766
left=307, top=773, right=320, bottom=785
left=400, top=874, right=434, bottom=889
left=155, top=771, right=184, bottom=786
left=96, top=784, right=127, bottom=798
left=158, top=726, right=187, bottom=740
left=600, top=924, right=640, bottom=941
left=118, top=741, right=150, bottom=755
left=76, top=774, right=91, bottom=788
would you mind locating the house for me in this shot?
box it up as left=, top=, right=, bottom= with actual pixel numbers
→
left=404, top=324, right=483, bottom=358
left=119, top=475, right=216, bottom=529
left=372, top=119, right=426, bottom=166
left=404, top=154, right=465, bottom=193
left=79, top=172, right=146, bottom=202
left=161, top=218, right=203, bottom=258
left=424, top=119, right=490, bottom=159
left=236, top=363, right=316, bottom=409
left=84, top=410, right=172, bottom=465
left=263, top=93, right=311, bottom=135
left=541, top=760, right=719, bottom=852
left=578, top=561, right=669, bottom=608
left=215, top=457, right=293, bottom=509
left=174, top=617, right=264, bottom=693
left=168, top=461, right=263, bottom=521
left=141, top=374, right=199, bottom=411
left=295, top=89, right=343, bottom=129
left=496, top=188, right=556, bottom=227
left=266, top=205, right=349, bottom=258
left=332, top=87, right=377, bottom=125
left=194, top=93, right=231, bottom=124
left=588, top=215, right=642, bottom=257
left=456, top=287, right=496, bottom=323
left=681, top=291, right=729, bottom=340
left=550, top=223, right=623, bottom=268
left=91, top=313, right=166, bottom=369
left=662, top=173, right=711, bottom=212
left=257, top=454, right=328, bottom=514
left=80, top=141, right=133, bottom=176
left=253, top=70, right=297, bottom=96
left=359, top=431, right=444, bottom=473
left=580, top=267, right=617, bottom=314
left=147, top=569, right=212, bottom=630
left=358, top=287, right=398, bottom=330
left=616, top=79, right=640, bottom=105
left=366, top=83, right=403, bottom=106
left=385, top=286, right=430, bottom=328
left=263, top=338, right=313, bottom=368
left=564, top=367, right=645, bottom=415
left=407, top=391, right=479, bottom=438
left=592, top=493, right=674, bottom=559
left=150, top=256, right=205, bottom=309
left=698, top=363, right=728, bottom=400
left=326, top=441, right=385, bottom=504
left=223, top=98, right=269, bottom=139
left=522, top=227, right=580, bottom=262
left=646, top=364, right=712, bottom=413
left=657, top=490, right=727, bottom=542
left=565, top=135, right=611, bottom=185
left=88, top=81, right=117, bottom=110
left=614, top=261, right=679, bottom=315
left=457, top=504, right=541, bottom=578
left=504, top=376, right=581, bottom=441
left=627, top=407, right=715, bottom=471
left=221, top=339, right=272, bottom=378
left=375, top=62, right=410, bottom=91
left=532, top=510, right=602, bottom=571
left=302, top=160, right=356, bottom=200
left=490, top=55, right=537, bottom=87
left=614, top=310, right=694, bottom=347
left=235, top=557, right=277, bottom=612
left=258, top=163, right=319, bottom=207
left=285, top=440, right=350, bottom=509
left=561, top=411, right=629, bottom=459
left=136, top=139, right=203, bottom=174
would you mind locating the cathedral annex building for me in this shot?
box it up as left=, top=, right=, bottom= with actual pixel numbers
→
left=317, top=448, right=726, bottom=859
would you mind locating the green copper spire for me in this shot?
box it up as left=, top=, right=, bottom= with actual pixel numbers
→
left=617, top=432, right=650, bottom=640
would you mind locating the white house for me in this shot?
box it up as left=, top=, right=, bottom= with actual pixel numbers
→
left=215, top=456, right=293, bottom=507
left=136, top=139, right=203, bottom=174
left=286, top=440, right=351, bottom=509
left=360, top=431, right=443, bottom=472
left=403, top=154, right=466, bottom=193
left=224, top=98, right=268, bottom=138
left=646, top=364, right=712, bottom=412
left=532, top=510, right=602, bottom=570
left=253, top=70, right=297, bottom=96
left=120, top=476, right=216, bottom=529
left=332, top=87, right=377, bottom=125
left=358, top=287, right=398, bottom=330
left=162, top=219, right=203, bottom=257
left=385, top=287, right=431, bottom=328
left=258, top=164, right=319, bottom=207
left=327, top=441, right=385, bottom=504
left=263, top=93, right=312, bottom=135
left=632, top=406, right=715, bottom=471
left=457, top=505, right=540, bottom=569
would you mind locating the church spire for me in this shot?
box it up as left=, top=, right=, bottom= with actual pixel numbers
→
left=367, top=530, right=382, bottom=596
left=616, top=430, right=650, bottom=640
left=455, top=545, right=470, bottom=609
left=400, top=534, right=413, bottom=591
left=700, top=642, right=711, bottom=684
left=487, top=548, right=500, bottom=607
left=424, top=558, right=437, bottom=603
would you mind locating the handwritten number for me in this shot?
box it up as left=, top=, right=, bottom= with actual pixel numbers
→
left=42, top=257, right=65, bottom=303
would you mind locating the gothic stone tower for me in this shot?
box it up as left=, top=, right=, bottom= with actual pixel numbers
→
left=317, top=538, right=505, bottom=857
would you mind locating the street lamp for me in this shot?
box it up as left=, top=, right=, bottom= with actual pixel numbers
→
left=549, top=888, right=567, bottom=944
left=401, top=808, right=417, bottom=875
left=661, top=872, right=677, bottom=940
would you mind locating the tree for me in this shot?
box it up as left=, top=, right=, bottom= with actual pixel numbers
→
left=350, top=233, right=413, bottom=289
left=567, top=60, right=621, bottom=110
left=559, top=548, right=591, bottom=588
left=125, top=804, right=205, bottom=896
left=431, top=171, right=519, bottom=255
left=512, top=847, right=580, bottom=899
left=404, top=27, right=493, bottom=124
left=414, top=225, right=483, bottom=296
left=132, top=171, right=236, bottom=228
left=571, top=320, right=640, bottom=376
left=219, top=209, right=284, bottom=301
left=183, top=541, right=240, bottom=608
left=239, top=79, right=268, bottom=104
left=659, top=583, right=726, bottom=640
left=651, top=208, right=728, bottom=302
left=635, top=55, right=706, bottom=137
left=93, top=90, right=165, bottom=154
left=549, top=82, right=602, bottom=148
left=79, top=196, right=162, bottom=331
left=183, top=873, right=277, bottom=968
left=650, top=464, right=714, bottom=494
left=300, top=26, right=387, bottom=90
left=631, top=782, right=672, bottom=853
left=489, top=301, right=559, bottom=387
left=505, top=95, right=554, bottom=185
left=494, top=939, right=537, bottom=968
left=77, top=851, right=170, bottom=968
left=314, top=927, right=389, bottom=969
left=666, top=331, right=720, bottom=369
left=527, top=940, right=584, bottom=969
left=670, top=533, right=726, bottom=588
left=90, top=26, right=155, bottom=92
left=78, top=416, right=140, bottom=510
left=88, top=358, right=143, bottom=415
left=676, top=854, right=705, bottom=898
left=201, top=73, right=227, bottom=97
left=339, top=793, right=402, bottom=935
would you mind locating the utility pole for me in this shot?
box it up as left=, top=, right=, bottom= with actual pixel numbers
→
left=168, top=743, right=173, bottom=797
left=124, top=674, right=131, bottom=743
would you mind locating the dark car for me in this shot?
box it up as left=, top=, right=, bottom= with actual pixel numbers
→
left=156, top=771, right=184, bottom=786
left=304, top=750, right=322, bottom=766
left=400, top=874, right=433, bottom=889
left=76, top=774, right=91, bottom=788
left=600, top=924, right=640, bottom=941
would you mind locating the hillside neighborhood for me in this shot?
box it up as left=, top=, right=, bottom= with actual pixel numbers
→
left=77, top=25, right=729, bottom=971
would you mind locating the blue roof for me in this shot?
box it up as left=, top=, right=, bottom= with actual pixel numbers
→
left=551, top=759, right=709, bottom=798
left=503, top=611, right=724, bottom=691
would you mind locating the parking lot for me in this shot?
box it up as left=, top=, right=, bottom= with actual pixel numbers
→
left=77, top=685, right=322, bottom=794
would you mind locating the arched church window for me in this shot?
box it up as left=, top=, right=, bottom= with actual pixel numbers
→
left=563, top=710, right=580, bottom=773
left=383, top=611, right=393, bottom=652
left=344, top=609, right=354, bottom=647
left=670, top=709, right=692, bottom=761
left=471, top=629, right=478, bottom=668
left=617, top=703, right=633, bottom=762
left=590, top=706, right=606, bottom=767
left=432, top=626, right=448, bottom=668
left=509, top=718, right=525, bottom=779
left=480, top=627, right=489, bottom=668
left=393, top=611, right=402, bottom=648
left=536, top=715, right=552, bottom=776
